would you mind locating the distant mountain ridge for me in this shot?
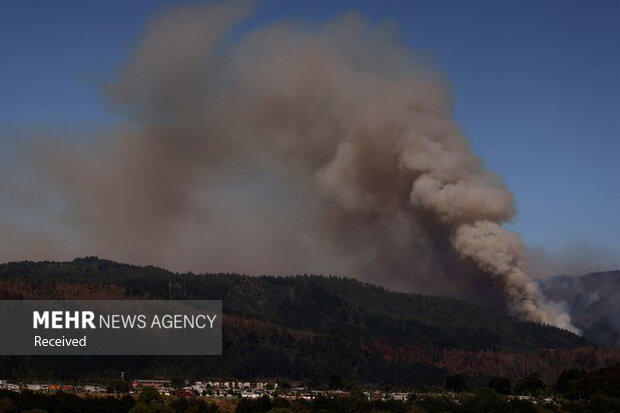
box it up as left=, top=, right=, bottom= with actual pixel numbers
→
left=539, top=270, right=620, bottom=347
left=0, top=258, right=617, bottom=385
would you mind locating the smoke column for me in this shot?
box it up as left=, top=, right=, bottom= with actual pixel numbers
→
left=1, top=1, right=577, bottom=332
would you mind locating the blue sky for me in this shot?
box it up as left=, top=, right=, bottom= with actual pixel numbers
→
left=1, top=0, right=619, bottom=258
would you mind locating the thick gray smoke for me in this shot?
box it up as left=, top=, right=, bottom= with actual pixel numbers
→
left=0, top=1, right=577, bottom=332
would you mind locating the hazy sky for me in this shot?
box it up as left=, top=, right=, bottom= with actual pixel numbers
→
left=1, top=0, right=619, bottom=260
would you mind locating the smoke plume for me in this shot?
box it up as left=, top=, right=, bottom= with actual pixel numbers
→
left=527, top=241, right=620, bottom=278
left=0, top=1, right=578, bottom=332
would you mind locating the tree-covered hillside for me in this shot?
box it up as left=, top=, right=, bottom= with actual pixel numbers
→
left=0, top=257, right=586, bottom=350
left=0, top=257, right=615, bottom=386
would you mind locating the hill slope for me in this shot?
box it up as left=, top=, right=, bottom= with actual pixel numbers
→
left=539, top=271, right=620, bottom=347
left=0, top=257, right=585, bottom=350
left=0, top=257, right=616, bottom=385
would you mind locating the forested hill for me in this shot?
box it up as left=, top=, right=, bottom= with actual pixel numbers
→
left=0, top=257, right=583, bottom=350
left=1, top=257, right=617, bottom=385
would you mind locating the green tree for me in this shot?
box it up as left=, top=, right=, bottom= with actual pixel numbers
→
left=446, top=374, right=468, bottom=392
left=416, top=395, right=459, bottom=412
left=276, top=380, right=291, bottom=390
left=271, top=398, right=290, bottom=409
left=107, top=377, right=131, bottom=393
left=514, top=374, right=545, bottom=396
left=170, top=397, right=188, bottom=413
left=488, top=376, right=511, bottom=395
left=170, top=377, right=185, bottom=390
left=554, top=369, right=585, bottom=399
left=460, top=389, right=509, bottom=413
left=235, top=396, right=272, bottom=413
left=130, top=401, right=174, bottom=413
left=138, top=386, right=163, bottom=404
left=186, top=398, right=219, bottom=413
left=129, top=403, right=152, bottom=413
left=328, top=374, right=343, bottom=389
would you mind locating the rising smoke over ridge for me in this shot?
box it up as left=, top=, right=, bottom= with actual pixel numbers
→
left=1, top=1, right=577, bottom=332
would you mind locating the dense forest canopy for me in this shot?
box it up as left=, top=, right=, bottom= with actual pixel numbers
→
left=0, top=258, right=614, bottom=386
